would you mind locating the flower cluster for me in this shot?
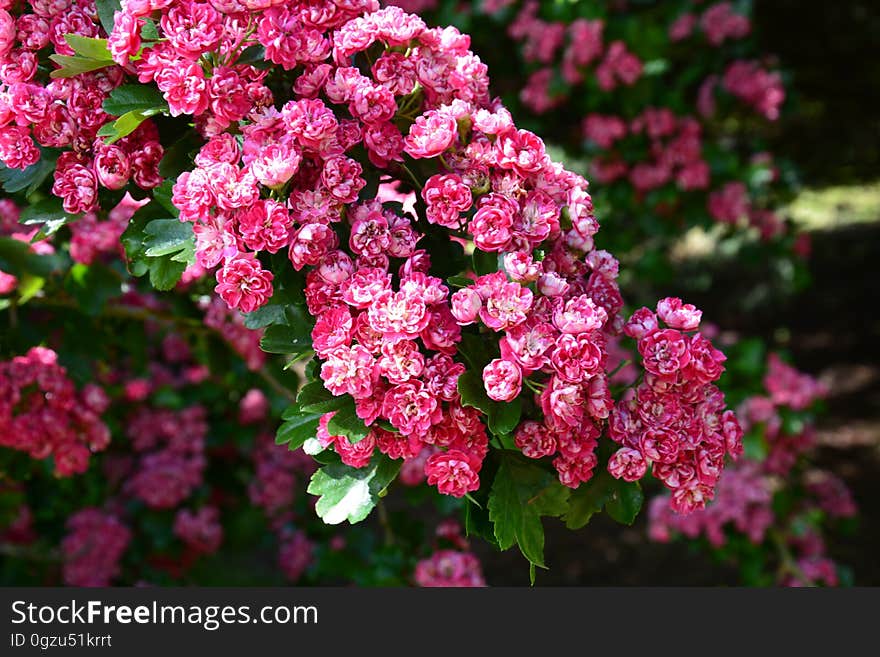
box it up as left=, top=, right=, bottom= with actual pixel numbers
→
left=413, top=549, right=486, bottom=587
left=608, top=298, right=743, bottom=513
left=173, top=506, right=223, bottom=555
left=0, top=1, right=163, bottom=208
left=586, top=108, right=710, bottom=193
left=61, top=508, right=131, bottom=587
left=0, top=347, right=111, bottom=476
left=649, top=354, right=855, bottom=586
left=413, top=521, right=485, bottom=587
left=277, top=528, right=315, bottom=583
left=124, top=405, right=208, bottom=509
left=250, top=432, right=315, bottom=525
left=0, top=199, right=55, bottom=296
left=390, top=0, right=796, bottom=253
left=59, top=1, right=738, bottom=510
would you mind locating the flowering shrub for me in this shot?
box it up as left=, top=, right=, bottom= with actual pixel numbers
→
left=386, top=0, right=806, bottom=289
left=0, top=0, right=751, bottom=576
left=0, top=214, right=461, bottom=585
left=648, top=349, right=856, bottom=586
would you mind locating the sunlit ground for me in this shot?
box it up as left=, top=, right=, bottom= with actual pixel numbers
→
left=785, top=181, right=880, bottom=230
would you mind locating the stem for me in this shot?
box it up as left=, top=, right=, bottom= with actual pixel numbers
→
left=377, top=500, right=395, bottom=547
left=771, top=530, right=815, bottom=586
left=27, top=297, right=297, bottom=403
left=398, top=163, right=423, bottom=191
left=257, top=367, right=297, bottom=404
left=0, top=543, right=60, bottom=562
left=607, top=359, right=631, bottom=379
left=523, top=378, right=546, bottom=394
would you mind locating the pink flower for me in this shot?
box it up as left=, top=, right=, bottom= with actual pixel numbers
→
left=214, top=253, right=274, bottom=313
left=582, top=114, right=628, bottom=148
left=450, top=287, right=482, bottom=325
left=549, top=333, right=604, bottom=383
left=156, top=62, right=209, bottom=117
left=289, top=222, right=338, bottom=270
left=250, top=142, right=301, bottom=188
left=336, top=431, right=376, bottom=469
left=501, top=317, right=556, bottom=372
left=514, top=421, right=556, bottom=458
left=367, top=288, right=429, bottom=340
left=639, top=329, right=691, bottom=379
left=669, top=13, right=697, bottom=41
left=311, top=305, right=353, bottom=357
left=349, top=209, right=391, bottom=257
left=52, top=160, right=98, bottom=214
left=320, top=345, right=377, bottom=400
left=414, top=549, right=485, bottom=587
left=469, top=193, right=517, bottom=252
left=404, top=109, right=457, bottom=159
left=94, top=143, right=131, bottom=191
left=423, top=173, right=473, bottom=228
left=0, top=125, right=39, bottom=170
left=482, top=358, right=522, bottom=402
left=108, top=10, right=142, bottom=66
left=236, top=200, right=291, bottom=254
left=682, top=333, right=726, bottom=384
left=322, top=155, right=365, bottom=203
left=540, top=375, right=586, bottom=430
left=494, top=128, right=547, bottom=176
left=161, top=1, right=223, bottom=55
left=656, top=297, right=702, bottom=330
left=552, top=295, right=608, bottom=334
left=174, top=507, right=223, bottom=555
left=381, top=380, right=440, bottom=437
left=478, top=278, right=533, bottom=331
left=425, top=450, right=480, bottom=497
left=378, top=339, right=425, bottom=384
left=608, top=447, right=648, bottom=482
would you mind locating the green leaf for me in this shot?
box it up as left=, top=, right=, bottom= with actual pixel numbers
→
left=563, top=471, right=616, bottom=530
left=457, top=370, right=492, bottom=415
left=15, top=274, right=44, bottom=305
left=447, top=275, right=473, bottom=288
left=260, top=322, right=312, bottom=355
left=97, top=109, right=161, bottom=144
left=49, top=54, right=114, bottom=78
left=64, top=35, right=112, bottom=61
left=457, top=332, right=492, bottom=371
left=65, top=262, right=121, bottom=316
left=152, top=179, right=178, bottom=217
left=297, top=381, right=349, bottom=414
left=605, top=480, right=643, bottom=525
left=102, top=84, right=168, bottom=117
left=158, top=131, right=201, bottom=179
left=326, top=397, right=369, bottom=443
left=275, top=410, right=323, bottom=451
left=0, top=237, right=65, bottom=278
left=95, top=0, right=122, bottom=35
left=0, top=156, right=55, bottom=195
left=143, top=219, right=194, bottom=261
left=307, top=455, right=401, bottom=525
left=472, top=249, right=500, bottom=276
left=488, top=397, right=521, bottom=437
left=18, top=198, right=79, bottom=238
left=148, top=256, right=186, bottom=291
left=119, top=203, right=192, bottom=290
left=243, top=304, right=287, bottom=330
left=488, top=454, right=570, bottom=568
left=236, top=45, right=267, bottom=66
left=141, top=18, right=160, bottom=42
